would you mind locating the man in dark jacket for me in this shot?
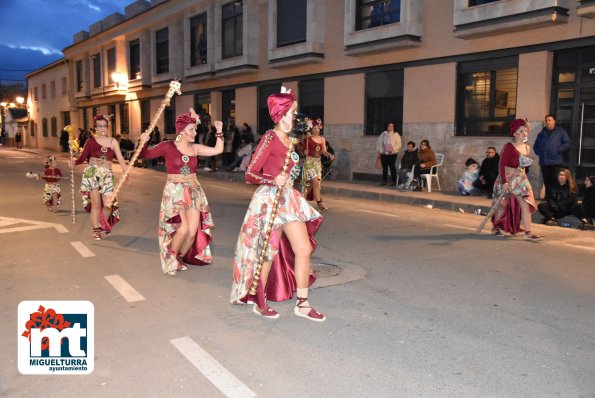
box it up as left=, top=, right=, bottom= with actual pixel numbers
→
left=473, top=146, right=500, bottom=198
left=396, top=141, right=418, bottom=189
left=59, top=128, right=70, bottom=152
left=533, top=114, right=571, bottom=199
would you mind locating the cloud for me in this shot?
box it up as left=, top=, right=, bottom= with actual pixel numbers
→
left=6, top=45, right=62, bottom=57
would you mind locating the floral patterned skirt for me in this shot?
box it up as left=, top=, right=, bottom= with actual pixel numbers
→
left=491, top=167, right=537, bottom=235
left=158, top=178, right=213, bottom=273
left=230, top=185, right=322, bottom=307
left=43, top=183, right=62, bottom=206
left=80, top=165, right=120, bottom=231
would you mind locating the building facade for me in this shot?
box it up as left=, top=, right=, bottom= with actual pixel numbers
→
left=26, top=0, right=595, bottom=189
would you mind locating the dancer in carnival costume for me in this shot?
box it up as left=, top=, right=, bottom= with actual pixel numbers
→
left=301, top=117, right=334, bottom=212
left=230, top=89, right=326, bottom=322
left=72, top=115, right=128, bottom=240
left=491, top=119, right=542, bottom=242
left=139, top=110, right=224, bottom=275
left=40, top=155, right=63, bottom=212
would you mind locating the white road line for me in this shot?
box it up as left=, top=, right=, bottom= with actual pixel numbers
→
left=444, top=224, right=476, bottom=231
left=104, top=274, right=146, bottom=302
left=0, top=220, right=20, bottom=227
left=170, top=336, right=257, bottom=398
left=0, top=225, right=53, bottom=234
left=356, top=209, right=401, bottom=218
left=549, top=242, right=595, bottom=252
left=70, top=241, right=96, bottom=258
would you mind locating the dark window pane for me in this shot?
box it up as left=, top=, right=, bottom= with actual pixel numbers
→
left=76, top=60, right=83, bottom=92
left=299, top=79, right=324, bottom=121
left=119, top=103, right=129, bottom=134
left=365, top=69, right=403, bottom=135
left=222, top=1, right=243, bottom=59
left=140, top=100, right=150, bottom=130
left=164, top=103, right=176, bottom=134
left=455, top=58, right=518, bottom=137
left=107, top=48, right=116, bottom=83
left=356, top=0, right=400, bottom=31
left=190, top=14, right=207, bottom=66
left=156, top=28, right=169, bottom=74
left=51, top=117, right=57, bottom=137
left=129, top=39, right=140, bottom=79
left=469, top=0, right=500, bottom=6
left=222, top=89, right=236, bottom=126
left=277, top=0, right=307, bottom=47
left=92, top=54, right=101, bottom=88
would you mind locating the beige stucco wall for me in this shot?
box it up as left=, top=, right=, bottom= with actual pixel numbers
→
left=325, top=74, right=364, bottom=125
left=404, top=63, right=457, bottom=124
left=516, top=51, right=554, bottom=122
left=235, top=87, right=257, bottom=128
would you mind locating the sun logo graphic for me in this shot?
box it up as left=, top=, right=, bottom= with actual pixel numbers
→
left=18, top=301, right=94, bottom=374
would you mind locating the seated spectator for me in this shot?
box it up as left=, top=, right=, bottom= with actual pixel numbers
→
left=457, top=158, right=480, bottom=195
left=473, top=146, right=500, bottom=198
left=537, top=168, right=580, bottom=226
left=226, top=136, right=253, bottom=172
left=575, top=174, right=595, bottom=230
left=412, top=139, right=437, bottom=189
left=397, top=141, right=418, bottom=189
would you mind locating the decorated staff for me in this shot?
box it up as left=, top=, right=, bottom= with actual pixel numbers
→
left=65, top=125, right=77, bottom=224
left=230, top=88, right=327, bottom=322
left=106, top=80, right=182, bottom=207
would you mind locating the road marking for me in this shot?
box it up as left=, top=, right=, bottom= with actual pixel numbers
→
left=549, top=242, right=595, bottom=252
left=104, top=274, right=146, bottom=302
left=0, top=216, right=68, bottom=234
left=70, top=241, right=95, bottom=257
left=170, top=336, right=257, bottom=398
left=444, top=224, right=476, bottom=231
left=356, top=209, right=401, bottom=218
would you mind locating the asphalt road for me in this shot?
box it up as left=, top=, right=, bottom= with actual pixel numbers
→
left=1, top=148, right=594, bottom=398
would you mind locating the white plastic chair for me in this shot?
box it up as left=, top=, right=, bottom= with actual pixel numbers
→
left=421, top=153, right=444, bottom=192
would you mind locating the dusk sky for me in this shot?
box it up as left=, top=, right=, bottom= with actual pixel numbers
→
left=0, top=0, right=125, bottom=87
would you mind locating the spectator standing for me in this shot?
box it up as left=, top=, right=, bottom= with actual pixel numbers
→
left=59, top=128, right=70, bottom=152
left=533, top=114, right=571, bottom=199
left=375, top=122, right=402, bottom=186
left=15, top=129, right=22, bottom=149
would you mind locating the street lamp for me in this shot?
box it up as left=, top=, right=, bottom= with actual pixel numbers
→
left=111, top=72, right=128, bottom=90
left=16, top=96, right=24, bottom=106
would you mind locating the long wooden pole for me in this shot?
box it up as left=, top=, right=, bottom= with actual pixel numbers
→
left=249, top=140, right=297, bottom=295
left=105, top=80, right=181, bottom=208
left=68, top=138, right=76, bottom=224
left=475, top=192, right=507, bottom=233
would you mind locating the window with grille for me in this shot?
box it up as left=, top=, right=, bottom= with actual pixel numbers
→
left=107, top=48, right=116, bottom=84
left=222, top=90, right=236, bottom=126
left=41, top=84, right=46, bottom=100
left=299, top=79, right=324, bottom=122
left=155, top=28, right=169, bottom=74
left=42, top=118, right=48, bottom=137
left=129, top=40, right=140, bottom=80
left=92, top=54, right=101, bottom=88
left=469, top=0, right=500, bottom=6
left=356, top=0, right=401, bottom=31
left=140, top=100, right=150, bottom=129
left=51, top=117, right=58, bottom=137
left=277, top=0, right=307, bottom=47
left=365, top=69, right=403, bottom=135
left=62, top=111, right=71, bottom=127
left=190, top=14, right=207, bottom=66
left=30, top=120, right=35, bottom=137
left=76, top=60, right=83, bottom=92
left=164, top=104, right=176, bottom=134
left=455, top=57, right=518, bottom=136
left=222, top=1, right=243, bottom=59
left=119, top=103, right=129, bottom=134
left=258, top=84, right=281, bottom=133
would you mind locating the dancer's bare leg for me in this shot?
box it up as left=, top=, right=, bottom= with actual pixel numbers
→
left=171, top=210, right=188, bottom=255
left=89, top=189, right=102, bottom=228
left=179, top=208, right=199, bottom=256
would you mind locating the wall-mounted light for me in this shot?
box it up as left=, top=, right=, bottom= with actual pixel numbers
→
left=111, top=72, right=128, bottom=90
left=16, top=97, right=24, bottom=106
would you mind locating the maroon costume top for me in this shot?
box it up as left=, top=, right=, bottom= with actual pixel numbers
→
left=140, top=141, right=198, bottom=174
left=246, top=131, right=295, bottom=185
left=75, top=137, right=115, bottom=164
left=497, top=142, right=523, bottom=185
left=42, top=167, right=62, bottom=183
left=302, top=136, right=323, bottom=158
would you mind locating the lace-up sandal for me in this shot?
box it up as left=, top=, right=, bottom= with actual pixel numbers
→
left=316, top=200, right=328, bottom=213
left=491, top=227, right=504, bottom=237
left=524, top=231, right=543, bottom=242
left=92, top=227, right=102, bottom=241
left=294, top=297, right=326, bottom=322
left=252, top=304, right=279, bottom=319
